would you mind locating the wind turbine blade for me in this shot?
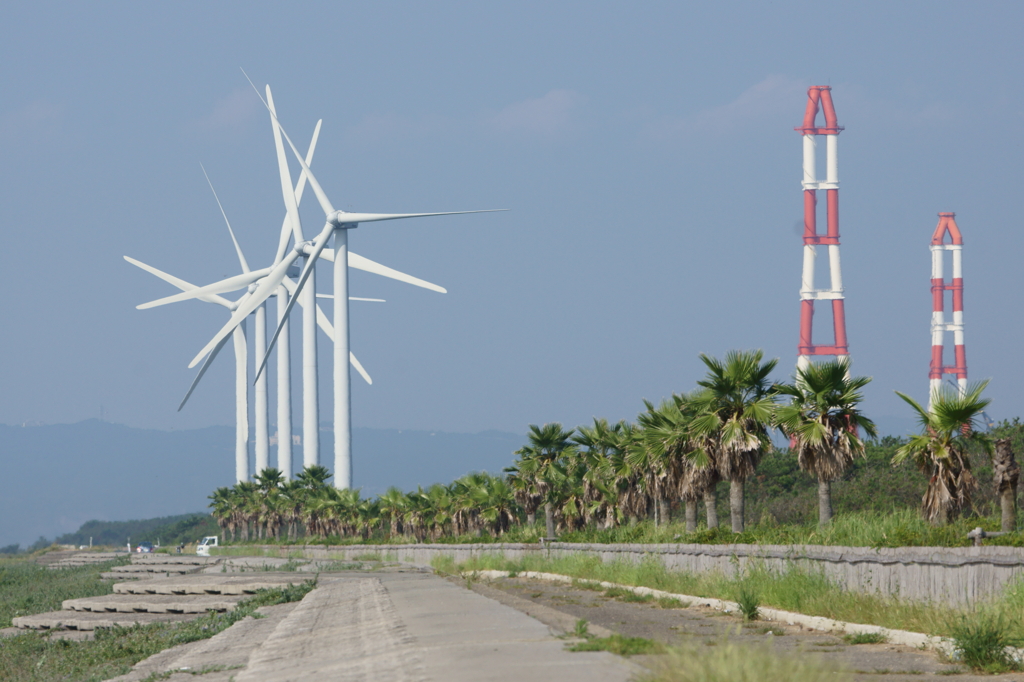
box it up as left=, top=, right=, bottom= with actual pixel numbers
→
left=316, top=294, right=386, bottom=302
left=244, top=74, right=335, bottom=218
left=332, top=209, right=507, bottom=224
left=201, top=164, right=250, bottom=274
left=348, top=252, right=447, bottom=293
left=178, top=332, right=231, bottom=411
left=274, top=120, right=323, bottom=264
left=124, top=256, right=235, bottom=309
left=137, top=267, right=273, bottom=309
left=255, top=222, right=334, bottom=380
left=187, top=254, right=300, bottom=368
left=351, top=352, right=372, bottom=385
left=270, top=110, right=336, bottom=217
left=267, top=86, right=304, bottom=246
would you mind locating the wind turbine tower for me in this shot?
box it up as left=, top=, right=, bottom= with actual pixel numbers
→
left=929, top=212, right=967, bottom=401
left=796, top=86, right=849, bottom=371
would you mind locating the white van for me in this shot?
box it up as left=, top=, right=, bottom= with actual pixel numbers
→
left=196, top=536, right=219, bottom=556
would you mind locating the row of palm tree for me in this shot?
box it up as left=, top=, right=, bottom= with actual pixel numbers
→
left=506, top=351, right=994, bottom=531
left=207, top=349, right=997, bottom=541
left=208, top=467, right=516, bottom=542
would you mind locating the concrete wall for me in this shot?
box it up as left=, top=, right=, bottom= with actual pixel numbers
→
left=249, top=542, right=1024, bottom=606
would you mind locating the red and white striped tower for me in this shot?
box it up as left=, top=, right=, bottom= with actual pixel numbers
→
left=929, top=212, right=966, bottom=403
left=796, top=86, right=848, bottom=372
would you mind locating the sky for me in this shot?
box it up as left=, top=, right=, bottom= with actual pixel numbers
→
left=1, top=1, right=1023, bottom=438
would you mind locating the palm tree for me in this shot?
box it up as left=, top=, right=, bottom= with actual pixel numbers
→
left=777, top=359, right=877, bottom=526
left=633, top=401, right=680, bottom=527
left=572, top=418, right=624, bottom=529
left=296, top=465, right=332, bottom=493
left=642, top=394, right=719, bottom=532
left=523, top=423, right=576, bottom=538
left=692, top=350, right=779, bottom=532
left=378, top=486, right=409, bottom=537
left=505, top=450, right=543, bottom=526
left=208, top=486, right=235, bottom=542
left=893, top=382, right=992, bottom=525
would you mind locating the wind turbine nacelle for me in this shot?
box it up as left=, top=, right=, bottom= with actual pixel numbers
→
left=286, top=263, right=301, bottom=278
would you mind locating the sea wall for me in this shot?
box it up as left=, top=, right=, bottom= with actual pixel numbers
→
left=244, top=542, right=1024, bottom=606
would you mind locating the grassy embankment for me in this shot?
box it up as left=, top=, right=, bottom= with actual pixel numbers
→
left=0, top=555, right=315, bottom=682
left=0, top=554, right=128, bottom=628
left=432, top=553, right=1024, bottom=644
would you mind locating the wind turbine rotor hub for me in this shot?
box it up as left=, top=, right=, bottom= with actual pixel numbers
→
left=327, top=211, right=357, bottom=230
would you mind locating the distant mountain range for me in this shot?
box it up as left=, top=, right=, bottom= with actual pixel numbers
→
left=0, top=420, right=523, bottom=549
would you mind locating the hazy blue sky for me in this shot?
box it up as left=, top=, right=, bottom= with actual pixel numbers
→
left=1, top=2, right=1022, bottom=436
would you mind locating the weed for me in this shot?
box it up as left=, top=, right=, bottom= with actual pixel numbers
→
left=352, top=553, right=382, bottom=562
left=935, top=667, right=966, bottom=675
left=949, top=611, right=1023, bottom=672
left=750, top=626, right=785, bottom=635
left=641, top=639, right=847, bottom=681
left=657, top=597, right=687, bottom=609
left=735, top=584, right=760, bottom=621
left=568, top=634, right=665, bottom=656
left=622, top=592, right=654, bottom=604
left=843, top=631, right=886, bottom=644
left=574, top=619, right=591, bottom=638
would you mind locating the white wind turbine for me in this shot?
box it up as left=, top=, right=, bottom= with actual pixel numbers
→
left=125, top=168, right=379, bottom=482
left=249, top=84, right=504, bottom=489
left=136, top=86, right=465, bottom=485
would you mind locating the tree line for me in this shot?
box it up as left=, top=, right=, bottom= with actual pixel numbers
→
left=208, top=350, right=1011, bottom=543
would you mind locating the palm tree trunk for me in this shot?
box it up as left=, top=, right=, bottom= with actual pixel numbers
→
left=729, top=479, right=745, bottom=533
left=1001, top=487, right=1017, bottom=533
left=544, top=502, right=555, bottom=539
left=704, top=489, right=718, bottom=529
left=817, top=479, right=833, bottom=526
left=684, top=499, right=697, bottom=533
left=658, top=498, right=670, bottom=527
left=527, top=511, right=536, bottom=526
left=994, top=438, right=1020, bottom=532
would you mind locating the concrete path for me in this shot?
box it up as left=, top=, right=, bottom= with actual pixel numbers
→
left=110, top=571, right=637, bottom=682
left=378, top=572, right=635, bottom=682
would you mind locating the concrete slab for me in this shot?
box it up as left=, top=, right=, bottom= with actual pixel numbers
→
left=108, top=565, right=201, bottom=574
left=62, top=593, right=245, bottom=613
left=107, top=602, right=299, bottom=682
left=113, top=573, right=311, bottom=595
left=12, top=611, right=194, bottom=630
left=234, top=576, right=425, bottom=682
left=132, top=556, right=220, bottom=565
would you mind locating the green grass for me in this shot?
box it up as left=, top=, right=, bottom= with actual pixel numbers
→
left=568, top=633, right=665, bottom=656
left=948, top=611, right=1023, bottom=673
left=735, top=584, right=760, bottom=621
left=843, top=631, right=887, bottom=644
left=640, top=639, right=847, bottom=681
left=0, top=556, right=128, bottom=628
left=0, top=580, right=316, bottom=682
left=436, top=553, right=1024, bottom=642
